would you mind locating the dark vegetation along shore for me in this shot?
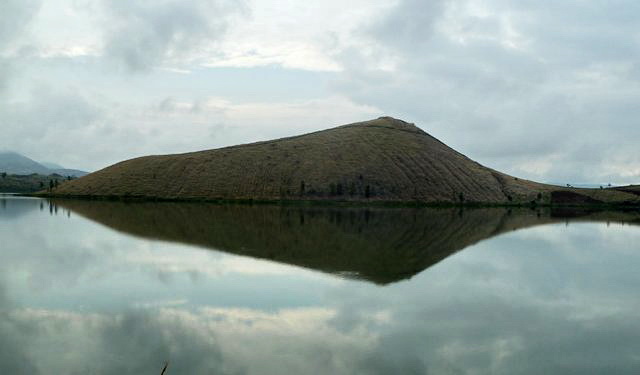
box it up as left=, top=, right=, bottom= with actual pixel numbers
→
left=0, top=173, right=74, bottom=193
left=41, top=117, right=640, bottom=207
left=51, top=200, right=640, bottom=284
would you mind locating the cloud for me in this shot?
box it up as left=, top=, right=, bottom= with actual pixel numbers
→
left=0, top=0, right=41, bottom=95
left=0, top=0, right=41, bottom=51
left=0, top=59, right=10, bottom=94
left=0, top=86, right=104, bottom=167
left=201, top=0, right=392, bottom=72
left=0, top=75, right=378, bottom=171
left=99, top=0, right=247, bottom=72
left=333, top=0, right=640, bottom=183
left=368, top=0, right=445, bottom=53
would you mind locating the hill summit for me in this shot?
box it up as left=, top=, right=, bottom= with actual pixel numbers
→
left=49, top=117, right=639, bottom=205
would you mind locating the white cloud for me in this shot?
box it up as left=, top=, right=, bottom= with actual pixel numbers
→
left=201, top=0, right=393, bottom=72
left=0, top=0, right=42, bottom=52
left=0, top=0, right=42, bottom=97
left=0, top=84, right=379, bottom=170
left=97, top=0, right=247, bottom=72
left=20, top=0, right=101, bottom=58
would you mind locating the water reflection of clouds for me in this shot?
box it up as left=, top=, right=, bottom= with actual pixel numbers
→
left=325, top=223, right=640, bottom=374
left=0, top=285, right=41, bottom=374
left=3, top=305, right=378, bottom=374
left=0, top=199, right=329, bottom=302
left=3, top=198, right=640, bottom=373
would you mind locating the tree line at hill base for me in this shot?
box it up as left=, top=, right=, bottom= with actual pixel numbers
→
left=0, top=172, right=76, bottom=193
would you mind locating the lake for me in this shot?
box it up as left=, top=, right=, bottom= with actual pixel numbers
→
left=1, top=195, right=640, bottom=374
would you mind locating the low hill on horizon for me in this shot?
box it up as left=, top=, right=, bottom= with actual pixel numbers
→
left=0, top=151, right=88, bottom=178
left=48, top=117, right=639, bottom=206
left=0, top=151, right=50, bottom=175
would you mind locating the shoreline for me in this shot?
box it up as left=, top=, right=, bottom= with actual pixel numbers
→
left=25, top=193, right=640, bottom=210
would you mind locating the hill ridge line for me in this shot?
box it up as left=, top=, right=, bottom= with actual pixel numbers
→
left=44, top=117, right=640, bottom=206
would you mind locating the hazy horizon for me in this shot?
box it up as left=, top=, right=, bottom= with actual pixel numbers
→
left=1, top=0, right=639, bottom=184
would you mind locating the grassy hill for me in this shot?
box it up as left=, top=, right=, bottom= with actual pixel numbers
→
left=614, top=185, right=640, bottom=196
left=46, top=117, right=640, bottom=206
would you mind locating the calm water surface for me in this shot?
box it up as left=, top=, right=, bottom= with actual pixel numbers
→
left=1, top=195, right=640, bottom=374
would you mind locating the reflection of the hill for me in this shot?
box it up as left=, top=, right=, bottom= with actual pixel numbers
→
left=52, top=200, right=640, bottom=284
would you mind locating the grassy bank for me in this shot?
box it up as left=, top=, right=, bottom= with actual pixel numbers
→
left=31, top=191, right=640, bottom=210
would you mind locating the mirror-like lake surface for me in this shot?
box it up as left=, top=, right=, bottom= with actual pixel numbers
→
left=1, top=195, right=640, bottom=374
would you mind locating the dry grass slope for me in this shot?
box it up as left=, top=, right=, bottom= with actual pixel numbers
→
left=50, top=117, right=640, bottom=205
left=614, top=185, right=640, bottom=196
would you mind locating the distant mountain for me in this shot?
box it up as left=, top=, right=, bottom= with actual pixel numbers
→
left=40, top=162, right=65, bottom=170
left=48, top=117, right=639, bottom=206
left=50, top=168, right=88, bottom=178
left=0, top=152, right=88, bottom=177
left=0, top=152, right=50, bottom=175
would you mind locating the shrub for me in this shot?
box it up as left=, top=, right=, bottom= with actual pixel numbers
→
left=329, top=183, right=337, bottom=196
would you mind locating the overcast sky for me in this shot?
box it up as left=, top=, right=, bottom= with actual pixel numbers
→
left=1, top=0, right=639, bottom=184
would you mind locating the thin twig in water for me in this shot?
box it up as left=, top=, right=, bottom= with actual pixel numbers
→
left=161, top=361, right=169, bottom=375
